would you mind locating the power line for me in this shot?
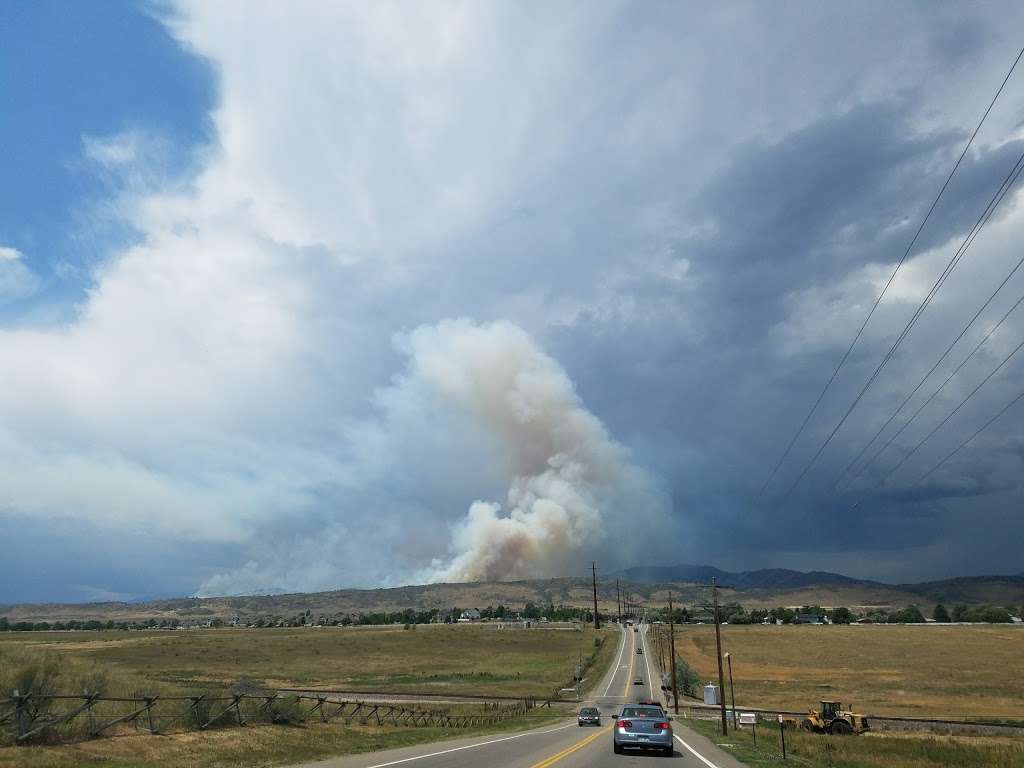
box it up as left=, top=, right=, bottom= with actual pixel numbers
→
left=853, top=382, right=1024, bottom=512
left=859, top=332, right=1024, bottom=498
left=758, top=45, right=1024, bottom=496
left=833, top=156, right=1024, bottom=490
left=781, top=146, right=1024, bottom=501
left=916, top=386, right=1024, bottom=484
left=852, top=288, right=1024, bottom=487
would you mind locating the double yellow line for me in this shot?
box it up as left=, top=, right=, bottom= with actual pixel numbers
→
left=527, top=626, right=639, bottom=768
left=528, top=726, right=610, bottom=768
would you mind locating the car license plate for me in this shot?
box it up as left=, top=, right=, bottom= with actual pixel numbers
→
left=637, top=736, right=649, bottom=742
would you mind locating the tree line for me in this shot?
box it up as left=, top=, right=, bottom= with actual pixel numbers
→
left=650, top=602, right=1020, bottom=625
left=3, top=601, right=1018, bottom=633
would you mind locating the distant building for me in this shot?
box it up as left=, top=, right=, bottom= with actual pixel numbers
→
left=460, top=608, right=482, bottom=622
left=434, top=608, right=459, bottom=623
left=796, top=613, right=825, bottom=625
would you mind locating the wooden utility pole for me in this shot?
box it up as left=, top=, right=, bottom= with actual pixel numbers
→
left=668, top=591, right=679, bottom=714
left=725, top=652, right=737, bottom=729
left=713, top=578, right=728, bottom=735
left=592, top=562, right=600, bottom=630
left=616, top=580, right=622, bottom=624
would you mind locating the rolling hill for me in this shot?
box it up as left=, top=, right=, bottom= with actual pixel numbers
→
left=1, top=565, right=1021, bottom=624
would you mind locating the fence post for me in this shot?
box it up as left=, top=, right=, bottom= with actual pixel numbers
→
left=779, top=715, right=787, bottom=760
left=146, top=696, right=157, bottom=734
left=85, top=692, right=97, bottom=737
left=13, top=690, right=30, bottom=741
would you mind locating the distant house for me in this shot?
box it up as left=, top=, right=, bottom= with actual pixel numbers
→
left=459, top=608, right=482, bottom=622
left=796, top=613, right=825, bottom=625
left=433, top=608, right=459, bottom=623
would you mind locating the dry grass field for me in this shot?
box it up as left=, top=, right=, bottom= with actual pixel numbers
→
left=0, top=624, right=613, bottom=767
left=687, top=717, right=1024, bottom=768
left=0, top=714, right=565, bottom=768
left=674, top=623, right=1024, bottom=718
left=0, top=623, right=615, bottom=698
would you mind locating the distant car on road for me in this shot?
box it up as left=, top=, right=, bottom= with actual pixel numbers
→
left=633, top=675, right=644, bottom=685
left=577, top=706, right=601, bottom=726
left=613, top=704, right=673, bottom=756
left=636, top=647, right=643, bottom=654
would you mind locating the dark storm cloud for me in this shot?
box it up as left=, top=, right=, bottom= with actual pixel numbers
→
left=544, top=96, right=1024, bottom=581
left=5, top=2, right=1024, bottom=600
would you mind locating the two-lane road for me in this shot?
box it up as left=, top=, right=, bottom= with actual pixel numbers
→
left=298, top=623, right=746, bottom=768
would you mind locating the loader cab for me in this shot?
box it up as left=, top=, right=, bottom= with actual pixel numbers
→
left=821, top=701, right=841, bottom=719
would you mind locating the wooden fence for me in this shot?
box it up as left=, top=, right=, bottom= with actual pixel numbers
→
left=0, top=690, right=539, bottom=745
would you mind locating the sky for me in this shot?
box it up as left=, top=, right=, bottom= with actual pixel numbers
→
left=3, top=1, right=1024, bottom=603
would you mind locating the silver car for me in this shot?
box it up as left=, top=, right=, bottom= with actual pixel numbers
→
left=577, top=706, right=601, bottom=726
left=612, top=704, right=673, bottom=756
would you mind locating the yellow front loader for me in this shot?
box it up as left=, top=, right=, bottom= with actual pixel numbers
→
left=796, top=701, right=869, bottom=735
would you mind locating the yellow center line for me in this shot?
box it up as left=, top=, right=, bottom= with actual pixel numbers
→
left=622, top=626, right=636, bottom=697
left=528, top=726, right=610, bottom=768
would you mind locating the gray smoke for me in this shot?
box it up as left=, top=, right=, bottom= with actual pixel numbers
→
left=405, top=319, right=644, bottom=582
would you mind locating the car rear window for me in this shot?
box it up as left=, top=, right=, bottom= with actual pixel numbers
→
left=580, top=708, right=598, bottom=715
left=620, top=706, right=663, bottom=719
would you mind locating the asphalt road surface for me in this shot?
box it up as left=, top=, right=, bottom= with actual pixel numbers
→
left=296, top=623, right=746, bottom=768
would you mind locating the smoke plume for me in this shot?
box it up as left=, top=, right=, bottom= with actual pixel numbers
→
left=193, top=318, right=661, bottom=595
left=403, top=319, right=637, bottom=582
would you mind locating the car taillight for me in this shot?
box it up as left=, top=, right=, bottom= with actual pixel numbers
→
left=616, top=719, right=632, bottom=728
left=655, top=721, right=670, bottom=730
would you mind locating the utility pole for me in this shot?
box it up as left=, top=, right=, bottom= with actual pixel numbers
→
left=592, top=562, right=600, bottom=630
left=713, top=578, right=728, bottom=735
left=725, top=652, right=737, bottom=729
left=668, top=591, right=679, bottom=714
left=616, top=580, right=622, bottom=624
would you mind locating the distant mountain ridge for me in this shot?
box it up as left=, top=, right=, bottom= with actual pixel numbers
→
left=612, top=564, right=884, bottom=590
left=2, top=567, right=1021, bottom=624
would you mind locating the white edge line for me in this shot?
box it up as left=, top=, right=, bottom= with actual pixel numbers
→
left=651, top=623, right=721, bottom=768
left=602, top=625, right=628, bottom=696
left=363, top=722, right=576, bottom=768
left=674, top=734, right=722, bottom=768
left=641, top=624, right=654, bottom=698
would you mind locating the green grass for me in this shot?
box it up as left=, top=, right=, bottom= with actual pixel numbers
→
left=685, top=716, right=1024, bottom=768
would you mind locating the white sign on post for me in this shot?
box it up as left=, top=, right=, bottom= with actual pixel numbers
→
left=739, top=713, right=757, bottom=726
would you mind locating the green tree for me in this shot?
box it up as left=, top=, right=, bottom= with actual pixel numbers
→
left=523, top=603, right=542, bottom=619
left=770, top=607, right=796, bottom=624
left=932, top=604, right=951, bottom=622
left=829, top=607, right=853, bottom=624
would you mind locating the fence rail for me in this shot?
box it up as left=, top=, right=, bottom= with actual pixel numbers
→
left=673, top=701, right=1024, bottom=736
left=2, top=690, right=543, bottom=746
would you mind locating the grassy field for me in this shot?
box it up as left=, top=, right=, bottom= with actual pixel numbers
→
left=0, top=623, right=614, bottom=767
left=686, top=716, right=1024, bottom=768
left=0, top=623, right=613, bottom=698
left=672, top=623, right=1024, bottom=718
left=0, top=713, right=566, bottom=768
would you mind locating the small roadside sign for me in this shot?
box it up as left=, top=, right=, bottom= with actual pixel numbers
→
left=739, top=713, right=757, bottom=725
